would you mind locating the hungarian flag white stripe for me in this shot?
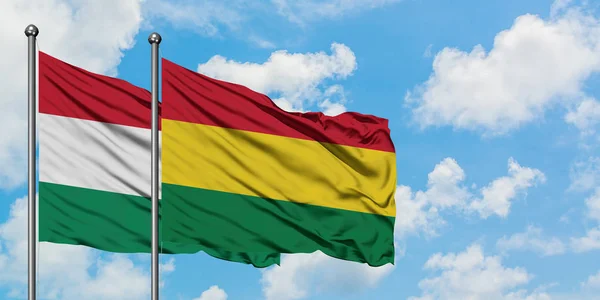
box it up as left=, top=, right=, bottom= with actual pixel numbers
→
left=39, top=113, right=160, bottom=198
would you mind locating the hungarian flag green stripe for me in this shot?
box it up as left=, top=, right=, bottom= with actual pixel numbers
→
left=38, top=51, right=279, bottom=267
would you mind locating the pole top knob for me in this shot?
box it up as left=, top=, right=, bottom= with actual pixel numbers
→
left=24, top=24, right=39, bottom=37
left=148, top=32, right=162, bottom=44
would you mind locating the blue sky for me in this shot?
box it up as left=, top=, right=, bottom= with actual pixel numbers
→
left=1, top=0, right=600, bottom=299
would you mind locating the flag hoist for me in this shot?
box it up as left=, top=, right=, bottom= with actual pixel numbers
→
left=25, top=23, right=39, bottom=300
left=148, top=32, right=162, bottom=300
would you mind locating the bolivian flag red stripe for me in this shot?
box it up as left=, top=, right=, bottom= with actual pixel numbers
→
left=161, top=58, right=397, bottom=266
left=163, top=62, right=395, bottom=152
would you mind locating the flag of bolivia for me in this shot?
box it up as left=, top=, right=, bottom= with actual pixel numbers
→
left=161, top=59, right=397, bottom=267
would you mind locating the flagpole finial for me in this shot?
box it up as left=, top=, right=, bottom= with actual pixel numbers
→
left=24, top=24, right=39, bottom=37
left=148, top=32, right=162, bottom=45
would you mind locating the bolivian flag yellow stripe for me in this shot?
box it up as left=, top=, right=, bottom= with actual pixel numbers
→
left=162, top=119, right=397, bottom=217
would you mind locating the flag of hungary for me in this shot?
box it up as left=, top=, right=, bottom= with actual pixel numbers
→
left=38, top=51, right=158, bottom=252
left=37, top=51, right=279, bottom=267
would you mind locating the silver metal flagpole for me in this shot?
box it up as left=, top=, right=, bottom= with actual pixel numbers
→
left=25, top=24, right=39, bottom=300
left=148, top=32, right=162, bottom=300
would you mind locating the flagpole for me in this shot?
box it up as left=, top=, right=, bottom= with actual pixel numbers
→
left=25, top=24, right=39, bottom=300
left=148, top=32, right=162, bottom=300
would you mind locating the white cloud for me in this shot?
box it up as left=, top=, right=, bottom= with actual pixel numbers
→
left=317, top=85, right=348, bottom=116
left=570, top=228, right=600, bottom=253
left=406, top=4, right=600, bottom=135
left=160, top=257, right=176, bottom=273
left=569, top=156, right=600, bottom=192
left=66, top=255, right=149, bottom=300
left=585, top=188, right=600, bottom=223
left=248, top=35, right=277, bottom=49
left=158, top=257, right=176, bottom=288
left=272, top=0, right=402, bottom=25
left=143, top=0, right=246, bottom=37
left=409, top=243, right=547, bottom=300
left=581, top=270, right=600, bottom=290
left=423, top=44, right=434, bottom=58
left=318, top=99, right=347, bottom=116
left=396, top=157, right=545, bottom=238
left=570, top=188, right=600, bottom=253
left=0, top=0, right=144, bottom=189
left=422, top=157, right=471, bottom=209
left=469, top=158, right=546, bottom=218
left=0, top=196, right=163, bottom=299
left=260, top=251, right=394, bottom=300
left=193, top=285, right=228, bottom=300
left=197, top=43, right=356, bottom=114
left=550, top=0, right=574, bottom=17
left=496, top=226, right=566, bottom=256
left=394, top=158, right=469, bottom=238
left=394, top=185, right=446, bottom=239
left=565, top=97, right=600, bottom=137
left=504, top=289, right=553, bottom=300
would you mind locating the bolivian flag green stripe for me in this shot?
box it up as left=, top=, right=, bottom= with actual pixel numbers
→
left=39, top=182, right=280, bottom=267
left=162, top=183, right=395, bottom=266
